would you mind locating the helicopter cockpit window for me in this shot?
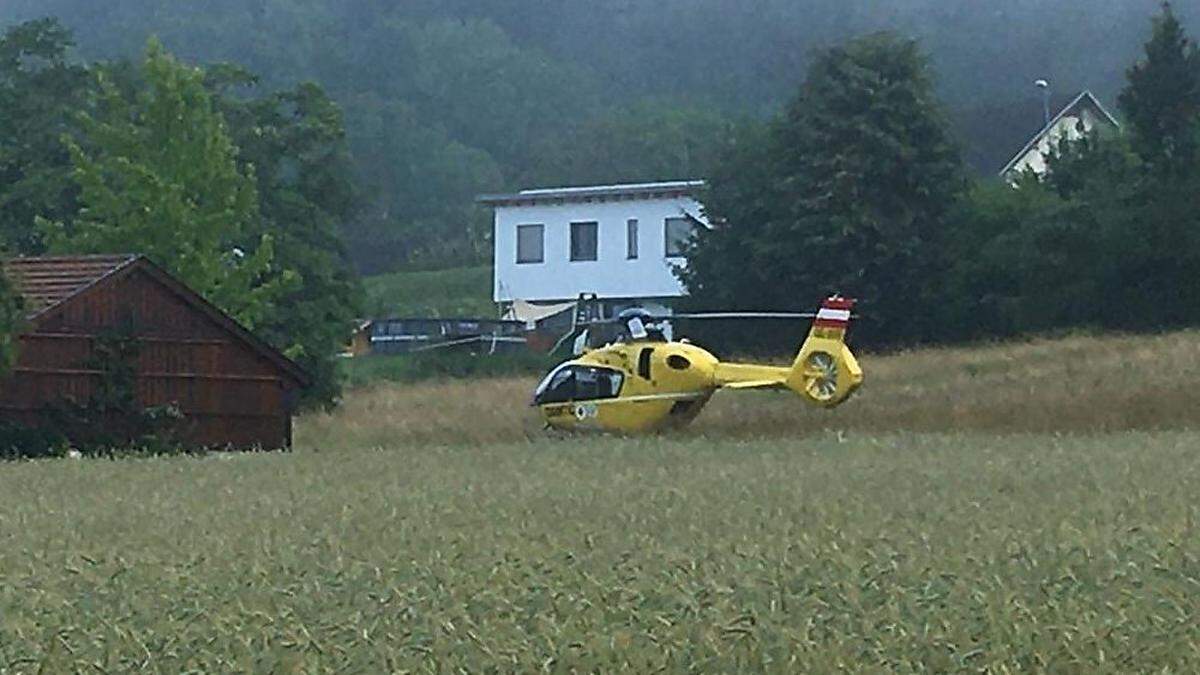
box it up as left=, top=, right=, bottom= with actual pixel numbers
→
left=533, top=365, right=624, bottom=405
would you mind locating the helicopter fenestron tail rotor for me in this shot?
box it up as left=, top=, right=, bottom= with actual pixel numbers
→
left=785, top=297, right=863, bottom=407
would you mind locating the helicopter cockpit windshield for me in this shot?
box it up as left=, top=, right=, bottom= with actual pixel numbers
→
left=532, top=364, right=625, bottom=405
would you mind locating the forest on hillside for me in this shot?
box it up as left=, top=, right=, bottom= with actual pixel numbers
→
left=1, top=1, right=1196, bottom=273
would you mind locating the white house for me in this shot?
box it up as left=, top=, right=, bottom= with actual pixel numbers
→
left=1000, top=90, right=1120, bottom=179
left=479, top=180, right=708, bottom=316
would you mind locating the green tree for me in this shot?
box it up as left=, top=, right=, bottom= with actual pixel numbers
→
left=342, top=95, right=503, bottom=273
left=933, top=181, right=1033, bottom=341
left=1119, top=1, right=1200, bottom=171
left=521, top=102, right=734, bottom=188
left=0, top=270, right=23, bottom=374
left=685, top=33, right=967, bottom=346
left=0, top=18, right=91, bottom=254
left=41, top=38, right=290, bottom=329
left=1039, top=122, right=1139, bottom=199
left=975, top=163, right=1200, bottom=333
left=210, top=67, right=365, bottom=408
left=676, top=121, right=776, bottom=309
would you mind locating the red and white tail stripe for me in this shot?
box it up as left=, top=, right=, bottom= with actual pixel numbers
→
left=813, top=296, right=855, bottom=330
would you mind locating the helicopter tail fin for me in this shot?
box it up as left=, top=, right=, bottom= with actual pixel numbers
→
left=784, top=296, right=863, bottom=407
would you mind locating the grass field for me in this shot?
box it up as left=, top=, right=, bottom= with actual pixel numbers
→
left=309, top=329, right=1200, bottom=448
left=364, top=265, right=495, bottom=318
left=339, top=350, right=556, bottom=389
left=2, top=331, right=1200, bottom=671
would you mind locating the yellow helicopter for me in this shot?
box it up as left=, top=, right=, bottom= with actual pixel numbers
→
left=532, top=296, right=863, bottom=433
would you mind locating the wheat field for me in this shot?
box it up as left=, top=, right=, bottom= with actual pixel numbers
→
left=2, top=331, right=1200, bottom=672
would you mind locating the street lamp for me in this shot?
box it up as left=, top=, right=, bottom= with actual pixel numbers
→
left=1035, top=79, right=1051, bottom=126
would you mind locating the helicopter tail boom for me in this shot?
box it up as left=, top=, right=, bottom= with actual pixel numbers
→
left=712, top=362, right=791, bottom=390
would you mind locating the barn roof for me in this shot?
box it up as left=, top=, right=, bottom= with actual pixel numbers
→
left=5, top=254, right=139, bottom=317
left=4, top=254, right=310, bottom=387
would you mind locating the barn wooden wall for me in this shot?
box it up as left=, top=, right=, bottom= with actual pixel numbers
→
left=0, top=267, right=297, bottom=449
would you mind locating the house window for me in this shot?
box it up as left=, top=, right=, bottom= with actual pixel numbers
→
left=570, top=221, right=598, bottom=261
left=516, top=224, right=544, bottom=264
left=664, top=217, right=695, bottom=258
left=626, top=219, right=639, bottom=259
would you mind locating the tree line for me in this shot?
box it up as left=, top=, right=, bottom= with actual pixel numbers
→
left=683, top=3, right=1200, bottom=352
left=1, top=0, right=1193, bottom=274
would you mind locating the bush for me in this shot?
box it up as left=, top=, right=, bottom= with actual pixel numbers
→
left=0, top=421, right=69, bottom=460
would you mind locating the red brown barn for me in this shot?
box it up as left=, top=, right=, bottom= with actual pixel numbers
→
left=0, top=255, right=309, bottom=449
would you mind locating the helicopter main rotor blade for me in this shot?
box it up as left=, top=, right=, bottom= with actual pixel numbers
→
left=580, top=312, right=835, bottom=325
left=669, top=312, right=819, bottom=320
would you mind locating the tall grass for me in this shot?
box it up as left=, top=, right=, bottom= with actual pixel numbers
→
left=340, top=350, right=556, bottom=389
left=304, top=330, right=1200, bottom=449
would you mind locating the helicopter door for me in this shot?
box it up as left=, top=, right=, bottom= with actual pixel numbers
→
left=533, top=364, right=625, bottom=405
left=638, top=348, right=654, bottom=380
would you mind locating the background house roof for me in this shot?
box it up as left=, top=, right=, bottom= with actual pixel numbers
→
left=999, top=90, right=1120, bottom=176
left=478, top=180, right=705, bottom=207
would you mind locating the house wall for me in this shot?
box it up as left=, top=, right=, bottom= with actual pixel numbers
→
left=492, top=196, right=708, bottom=303
left=1008, top=105, right=1108, bottom=176
left=0, top=267, right=300, bottom=449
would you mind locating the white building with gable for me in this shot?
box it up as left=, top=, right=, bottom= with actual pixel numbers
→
left=479, top=180, right=708, bottom=316
left=1000, top=90, right=1120, bottom=179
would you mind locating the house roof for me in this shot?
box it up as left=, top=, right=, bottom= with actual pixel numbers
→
left=478, top=180, right=705, bottom=207
left=999, top=90, right=1121, bottom=176
left=4, top=254, right=310, bottom=387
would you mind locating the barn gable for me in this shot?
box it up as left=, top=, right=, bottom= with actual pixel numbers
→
left=1, top=255, right=309, bottom=449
